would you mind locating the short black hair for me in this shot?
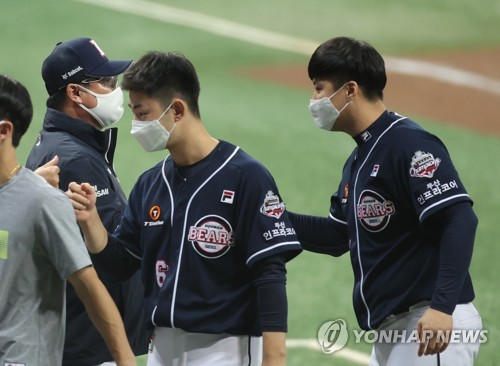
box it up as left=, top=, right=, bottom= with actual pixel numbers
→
left=0, top=74, right=33, bottom=147
left=122, top=51, right=201, bottom=118
left=308, top=37, right=386, bottom=101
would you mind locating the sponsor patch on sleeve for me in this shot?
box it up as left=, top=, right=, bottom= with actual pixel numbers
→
left=409, top=151, right=441, bottom=178
left=260, top=191, right=286, bottom=219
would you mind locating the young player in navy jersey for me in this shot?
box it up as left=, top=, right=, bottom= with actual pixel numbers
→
left=66, top=51, right=302, bottom=366
left=288, top=37, right=482, bottom=365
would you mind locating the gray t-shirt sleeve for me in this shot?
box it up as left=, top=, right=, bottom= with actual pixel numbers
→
left=36, top=189, right=92, bottom=279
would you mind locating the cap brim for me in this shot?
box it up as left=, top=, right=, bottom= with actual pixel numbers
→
left=86, top=59, right=133, bottom=77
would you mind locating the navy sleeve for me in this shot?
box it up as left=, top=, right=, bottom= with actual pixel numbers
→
left=90, top=233, right=141, bottom=282
left=287, top=211, right=349, bottom=257
left=403, top=133, right=472, bottom=222
left=423, top=201, right=477, bottom=314
left=252, top=254, right=288, bottom=332
left=235, top=162, right=302, bottom=267
left=90, top=181, right=144, bottom=281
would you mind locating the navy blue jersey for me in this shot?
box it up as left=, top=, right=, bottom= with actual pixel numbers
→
left=25, top=108, right=150, bottom=365
left=329, top=111, right=475, bottom=330
left=95, top=141, right=302, bottom=336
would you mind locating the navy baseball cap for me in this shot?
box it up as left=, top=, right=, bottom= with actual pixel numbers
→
left=42, top=37, right=133, bottom=95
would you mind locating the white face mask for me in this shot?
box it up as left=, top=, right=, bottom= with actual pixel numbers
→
left=130, top=102, right=175, bottom=152
left=308, top=83, right=350, bottom=131
left=78, top=86, right=125, bottom=128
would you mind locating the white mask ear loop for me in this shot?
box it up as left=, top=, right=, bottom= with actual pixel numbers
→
left=157, top=101, right=174, bottom=121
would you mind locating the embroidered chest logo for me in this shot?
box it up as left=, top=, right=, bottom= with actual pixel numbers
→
left=409, top=151, right=441, bottom=178
left=188, top=215, right=235, bottom=259
left=150, top=205, right=161, bottom=221
left=357, top=190, right=395, bottom=232
left=144, top=205, right=164, bottom=227
left=260, top=191, right=286, bottom=219
left=221, top=190, right=235, bottom=204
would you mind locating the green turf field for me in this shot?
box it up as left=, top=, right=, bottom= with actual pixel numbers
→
left=2, top=0, right=499, bottom=365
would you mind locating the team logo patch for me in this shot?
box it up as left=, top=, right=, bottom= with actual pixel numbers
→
left=188, top=215, right=235, bottom=259
left=221, top=190, right=235, bottom=204
left=409, top=151, right=441, bottom=178
left=155, top=260, right=169, bottom=287
left=260, top=191, right=286, bottom=219
left=357, top=190, right=395, bottom=232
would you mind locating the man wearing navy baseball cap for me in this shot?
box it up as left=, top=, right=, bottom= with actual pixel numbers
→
left=26, top=38, right=151, bottom=366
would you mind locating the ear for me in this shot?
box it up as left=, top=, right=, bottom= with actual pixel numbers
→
left=66, top=83, right=85, bottom=104
left=346, top=81, right=359, bottom=100
left=171, top=99, right=186, bottom=121
left=0, top=120, right=13, bottom=143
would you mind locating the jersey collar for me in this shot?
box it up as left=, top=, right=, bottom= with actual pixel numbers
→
left=353, top=110, right=402, bottom=146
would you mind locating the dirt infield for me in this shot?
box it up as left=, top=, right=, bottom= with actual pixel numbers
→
left=238, top=49, right=500, bottom=136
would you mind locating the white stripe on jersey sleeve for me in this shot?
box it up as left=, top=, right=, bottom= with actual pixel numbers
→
left=246, top=241, right=301, bottom=266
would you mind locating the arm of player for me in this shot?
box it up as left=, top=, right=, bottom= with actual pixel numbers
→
left=66, top=181, right=108, bottom=254
left=262, top=332, right=286, bottom=366
left=34, top=155, right=60, bottom=188
left=253, top=255, right=289, bottom=366
left=416, top=201, right=478, bottom=356
left=68, top=266, right=136, bottom=366
left=287, top=211, right=349, bottom=256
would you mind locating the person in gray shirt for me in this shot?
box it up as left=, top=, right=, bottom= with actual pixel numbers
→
left=0, top=73, right=137, bottom=366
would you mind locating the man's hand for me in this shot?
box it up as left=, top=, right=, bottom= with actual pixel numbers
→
left=65, top=181, right=108, bottom=254
left=34, top=155, right=60, bottom=188
left=417, top=308, right=453, bottom=356
left=66, top=182, right=97, bottom=223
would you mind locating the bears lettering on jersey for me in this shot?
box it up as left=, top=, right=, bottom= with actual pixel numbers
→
left=357, top=190, right=395, bottom=232
left=188, top=215, right=235, bottom=259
